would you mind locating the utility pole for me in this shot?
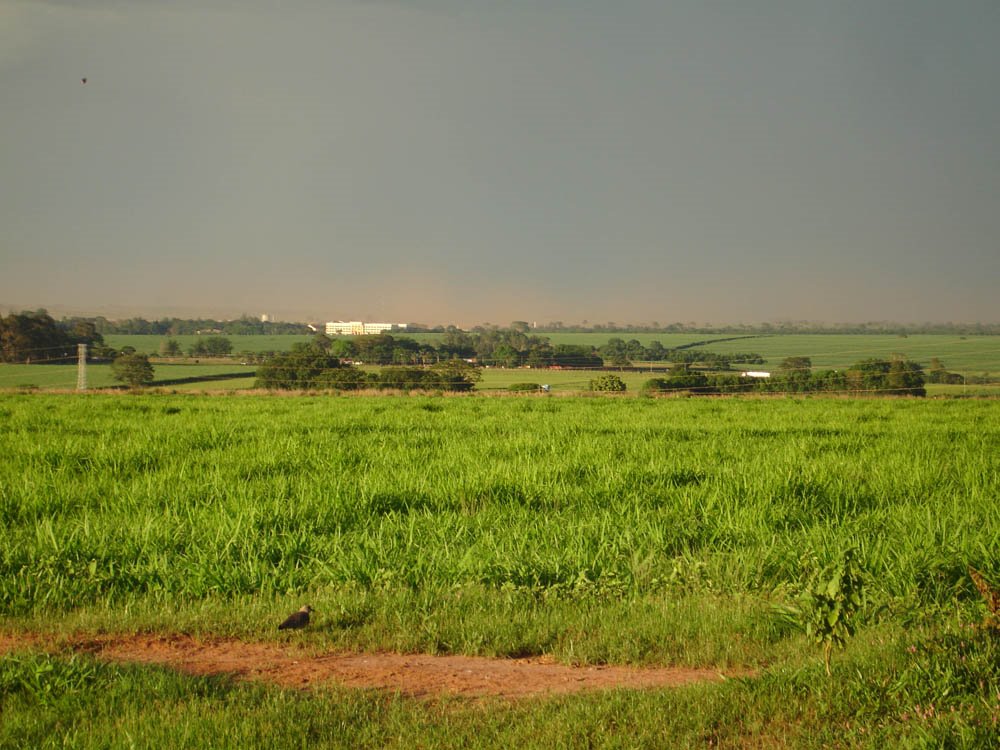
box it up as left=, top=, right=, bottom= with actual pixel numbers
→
left=77, top=343, right=87, bottom=391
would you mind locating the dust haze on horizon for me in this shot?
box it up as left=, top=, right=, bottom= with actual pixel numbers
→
left=1, top=0, right=998, bottom=328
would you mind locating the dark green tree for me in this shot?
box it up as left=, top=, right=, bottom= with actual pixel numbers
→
left=0, top=310, right=75, bottom=363
left=111, top=353, right=155, bottom=387
left=600, top=338, right=631, bottom=367
left=159, top=339, right=182, bottom=357
left=429, top=359, right=481, bottom=390
left=198, top=337, right=232, bottom=357
left=887, top=357, right=925, bottom=396
left=779, top=356, right=813, bottom=376
left=778, top=356, right=813, bottom=392
left=492, top=344, right=521, bottom=367
left=255, top=344, right=345, bottom=389
left=329, top=339, right=356, bottom=359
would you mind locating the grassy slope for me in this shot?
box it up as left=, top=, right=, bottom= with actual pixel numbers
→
left=0, top=363, right=255, bottom=391
left=1, top=394, right=999, bottom=745
left=680, top=334, right=1000, bottom=373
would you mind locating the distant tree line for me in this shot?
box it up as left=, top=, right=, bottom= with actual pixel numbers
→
left=72, top=315, right=307, bottom=336
left=158, top=337, right=234, bottom=358
left=642, top=356, right=928, bottom=396
left=598, top=337, right=764, bottom=368
left=310, top=331, right=604, bottom=368
left=254, top=344, right=480, bottom=392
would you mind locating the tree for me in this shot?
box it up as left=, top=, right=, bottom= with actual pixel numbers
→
left=845, top=357, right=925, bottom=396
left=779, top=356, right=812, bottom=376
left=664, top=363, right=709, bottom=393
left=429, top=359, right=481, bottom=390
left=600, top=338, right=631, bottom=367
left=0, top=310, right=75, bottom=363
left=68, top=320, right=103, bottom=346
left=777, top=356, right=813, bottom=392
left=492, top=344, right=520, bottom=367
left=111, top=353, right=154, bottom=387
left=159, top=339, right=182, bottom=357
left=255, top=344, right=345, bottom=389
left=328, top=338, right=356, bottom=359
left=203, top=336, right=233, bottom=357
left=887, top=357, right=925, bottom=396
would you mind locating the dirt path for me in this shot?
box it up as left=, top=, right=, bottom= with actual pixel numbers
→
left=1, top=632, right=739, bottom=699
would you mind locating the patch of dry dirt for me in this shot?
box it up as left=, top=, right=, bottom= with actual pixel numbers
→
left=1, top=632, right=740, bottom=699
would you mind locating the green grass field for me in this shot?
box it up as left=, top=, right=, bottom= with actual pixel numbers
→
left=1, top=393, right=998, bottom=746
left=669, top=334, right=1000, bottom=374
left=0, top=363, right=256, bottom=392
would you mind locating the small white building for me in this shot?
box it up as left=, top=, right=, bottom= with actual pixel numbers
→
left=741, top=371, right=771, bottom=378
left=325, top=321, right=408, bottom=336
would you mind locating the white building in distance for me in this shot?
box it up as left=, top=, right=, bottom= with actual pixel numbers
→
left=325, top=321, right=408, bottom=336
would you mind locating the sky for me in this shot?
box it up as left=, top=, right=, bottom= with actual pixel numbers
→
left=1, top=0, right=998, bottom=326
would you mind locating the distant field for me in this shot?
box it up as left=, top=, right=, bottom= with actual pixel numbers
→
left=542, top=333, right=1000, bottom=373
left=541, top=332, right=750, bottom=348
left=7, top=333, right=996, bottom=394
left=0, top=363, right=255, bottom=391
left=9, top=362, right=998, bottom=396
left=668, top=334, right=1000, bottom=374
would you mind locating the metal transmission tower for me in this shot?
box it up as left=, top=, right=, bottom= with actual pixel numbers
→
left=77, top=344, right=87, bottom=391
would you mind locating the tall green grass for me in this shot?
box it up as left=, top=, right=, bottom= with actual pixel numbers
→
left=2, top=395, right=996, bottom=620
left=2, top=393, right=998, bottom=745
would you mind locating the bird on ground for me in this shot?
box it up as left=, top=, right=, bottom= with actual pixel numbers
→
left=278, top=604, right=313, bottom=631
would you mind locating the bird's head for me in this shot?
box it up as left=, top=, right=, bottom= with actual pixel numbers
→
left=301, top=605, right=314, bottom=614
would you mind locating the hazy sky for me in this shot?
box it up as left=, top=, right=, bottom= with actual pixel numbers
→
left=2, top=0, right=998, bottom=325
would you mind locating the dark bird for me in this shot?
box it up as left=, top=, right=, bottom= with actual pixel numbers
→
left=278, top=604, right=313, bottom=631
left=81, top=77, right=87, bottom=84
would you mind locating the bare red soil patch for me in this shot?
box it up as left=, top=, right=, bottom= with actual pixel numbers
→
left=2, top=632, right=738, bottom=699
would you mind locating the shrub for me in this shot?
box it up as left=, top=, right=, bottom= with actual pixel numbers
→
left=508, top=382, right=542, bottom=392
left=589, top=374, right=626, bottom=392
